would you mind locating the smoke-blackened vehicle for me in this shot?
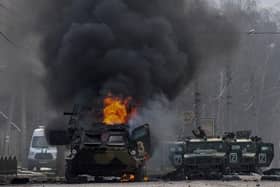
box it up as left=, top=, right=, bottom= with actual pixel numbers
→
left=64, top=122, right=150, bottom=182
left=48, top=96, right=151, bottom=182
left=183, top=138, right=226, bottom=179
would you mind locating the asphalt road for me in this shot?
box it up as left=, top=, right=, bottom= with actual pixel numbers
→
left=5, top=181, right=280, bottom=187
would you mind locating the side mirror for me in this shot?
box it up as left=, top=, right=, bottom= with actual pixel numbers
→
left=46, top=130, right=71, bottom=146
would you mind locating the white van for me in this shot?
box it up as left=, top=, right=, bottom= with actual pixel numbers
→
left=27, top=126, right=57, bottom=171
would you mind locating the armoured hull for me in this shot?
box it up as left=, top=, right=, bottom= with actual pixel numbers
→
left=63, top=123, right=150, bottom=181
left=167, top=131, right=274, bottom=180
left=66, top=148, right=140, bottom=177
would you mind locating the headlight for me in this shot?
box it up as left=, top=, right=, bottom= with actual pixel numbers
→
left=72, top=149, right=77, bottom=155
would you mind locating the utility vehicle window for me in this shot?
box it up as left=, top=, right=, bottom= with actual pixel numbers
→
left=32, top=136, right=48, bottom=148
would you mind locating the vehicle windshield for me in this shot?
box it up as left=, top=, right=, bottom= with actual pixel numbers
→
left=231, top=142, right=256, bottom=153
left=109, top=135, right=124, bottom=143
left=187, top=141, right=224, bottom=153
left=32, top=136, right=48, bottom=148
left=107, top=135, right=126, bottom=146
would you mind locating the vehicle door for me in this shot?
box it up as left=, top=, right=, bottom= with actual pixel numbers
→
left=168, top=142, right=184, bottom=168
left=257, top=143, right=274, bottom=167
left=130, top=124, right=151, bottom=158
left=227, top=143, right=242, bottom=168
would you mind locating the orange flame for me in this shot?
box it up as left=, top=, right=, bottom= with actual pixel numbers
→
left=103, top=95, right=135, bottom=125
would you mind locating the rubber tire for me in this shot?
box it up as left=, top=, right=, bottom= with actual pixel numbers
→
left=65, top=160, right=77, bottom=183
left=135, top=168, right=143, bottom=182
left=95, top=176, right=104, bottom=182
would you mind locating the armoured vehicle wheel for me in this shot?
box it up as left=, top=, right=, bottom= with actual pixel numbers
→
left=174, top=169, right=186, bottom=180
left=95, top=176, right=104, bottom=182
left=65, top=160, right=77, bottom=183
left=135, top=167, right=145, bottom=182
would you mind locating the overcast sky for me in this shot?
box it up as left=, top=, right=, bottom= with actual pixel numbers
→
left=215, top=1, right=280, bottom=9
left=259, top=0, right=280, bottom=7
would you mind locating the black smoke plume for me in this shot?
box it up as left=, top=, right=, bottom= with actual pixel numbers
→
left=40, top=0, right=238, bottom=107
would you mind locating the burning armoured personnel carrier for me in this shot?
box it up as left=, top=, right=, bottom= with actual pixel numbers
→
left=48, top=96, right=151, bottom=182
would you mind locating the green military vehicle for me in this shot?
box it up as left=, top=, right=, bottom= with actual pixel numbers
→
left=48, top=106, right=151, bottom=182
left=144, top=141, right=185, bottom=180
left=183, top=138, right=226, bottom=179
left=167, top=130, right=274, bottom=179
left=225, top=138, right=257, bottom=173
left=225, top=134, right=274, bottom=173
left=168, top=141, right=185, bottom=170
left=166, top=141, right=185, bottom=179
left=256, top=142, right=274, bottom=169
left=224, top=131, right=274, bottom=174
